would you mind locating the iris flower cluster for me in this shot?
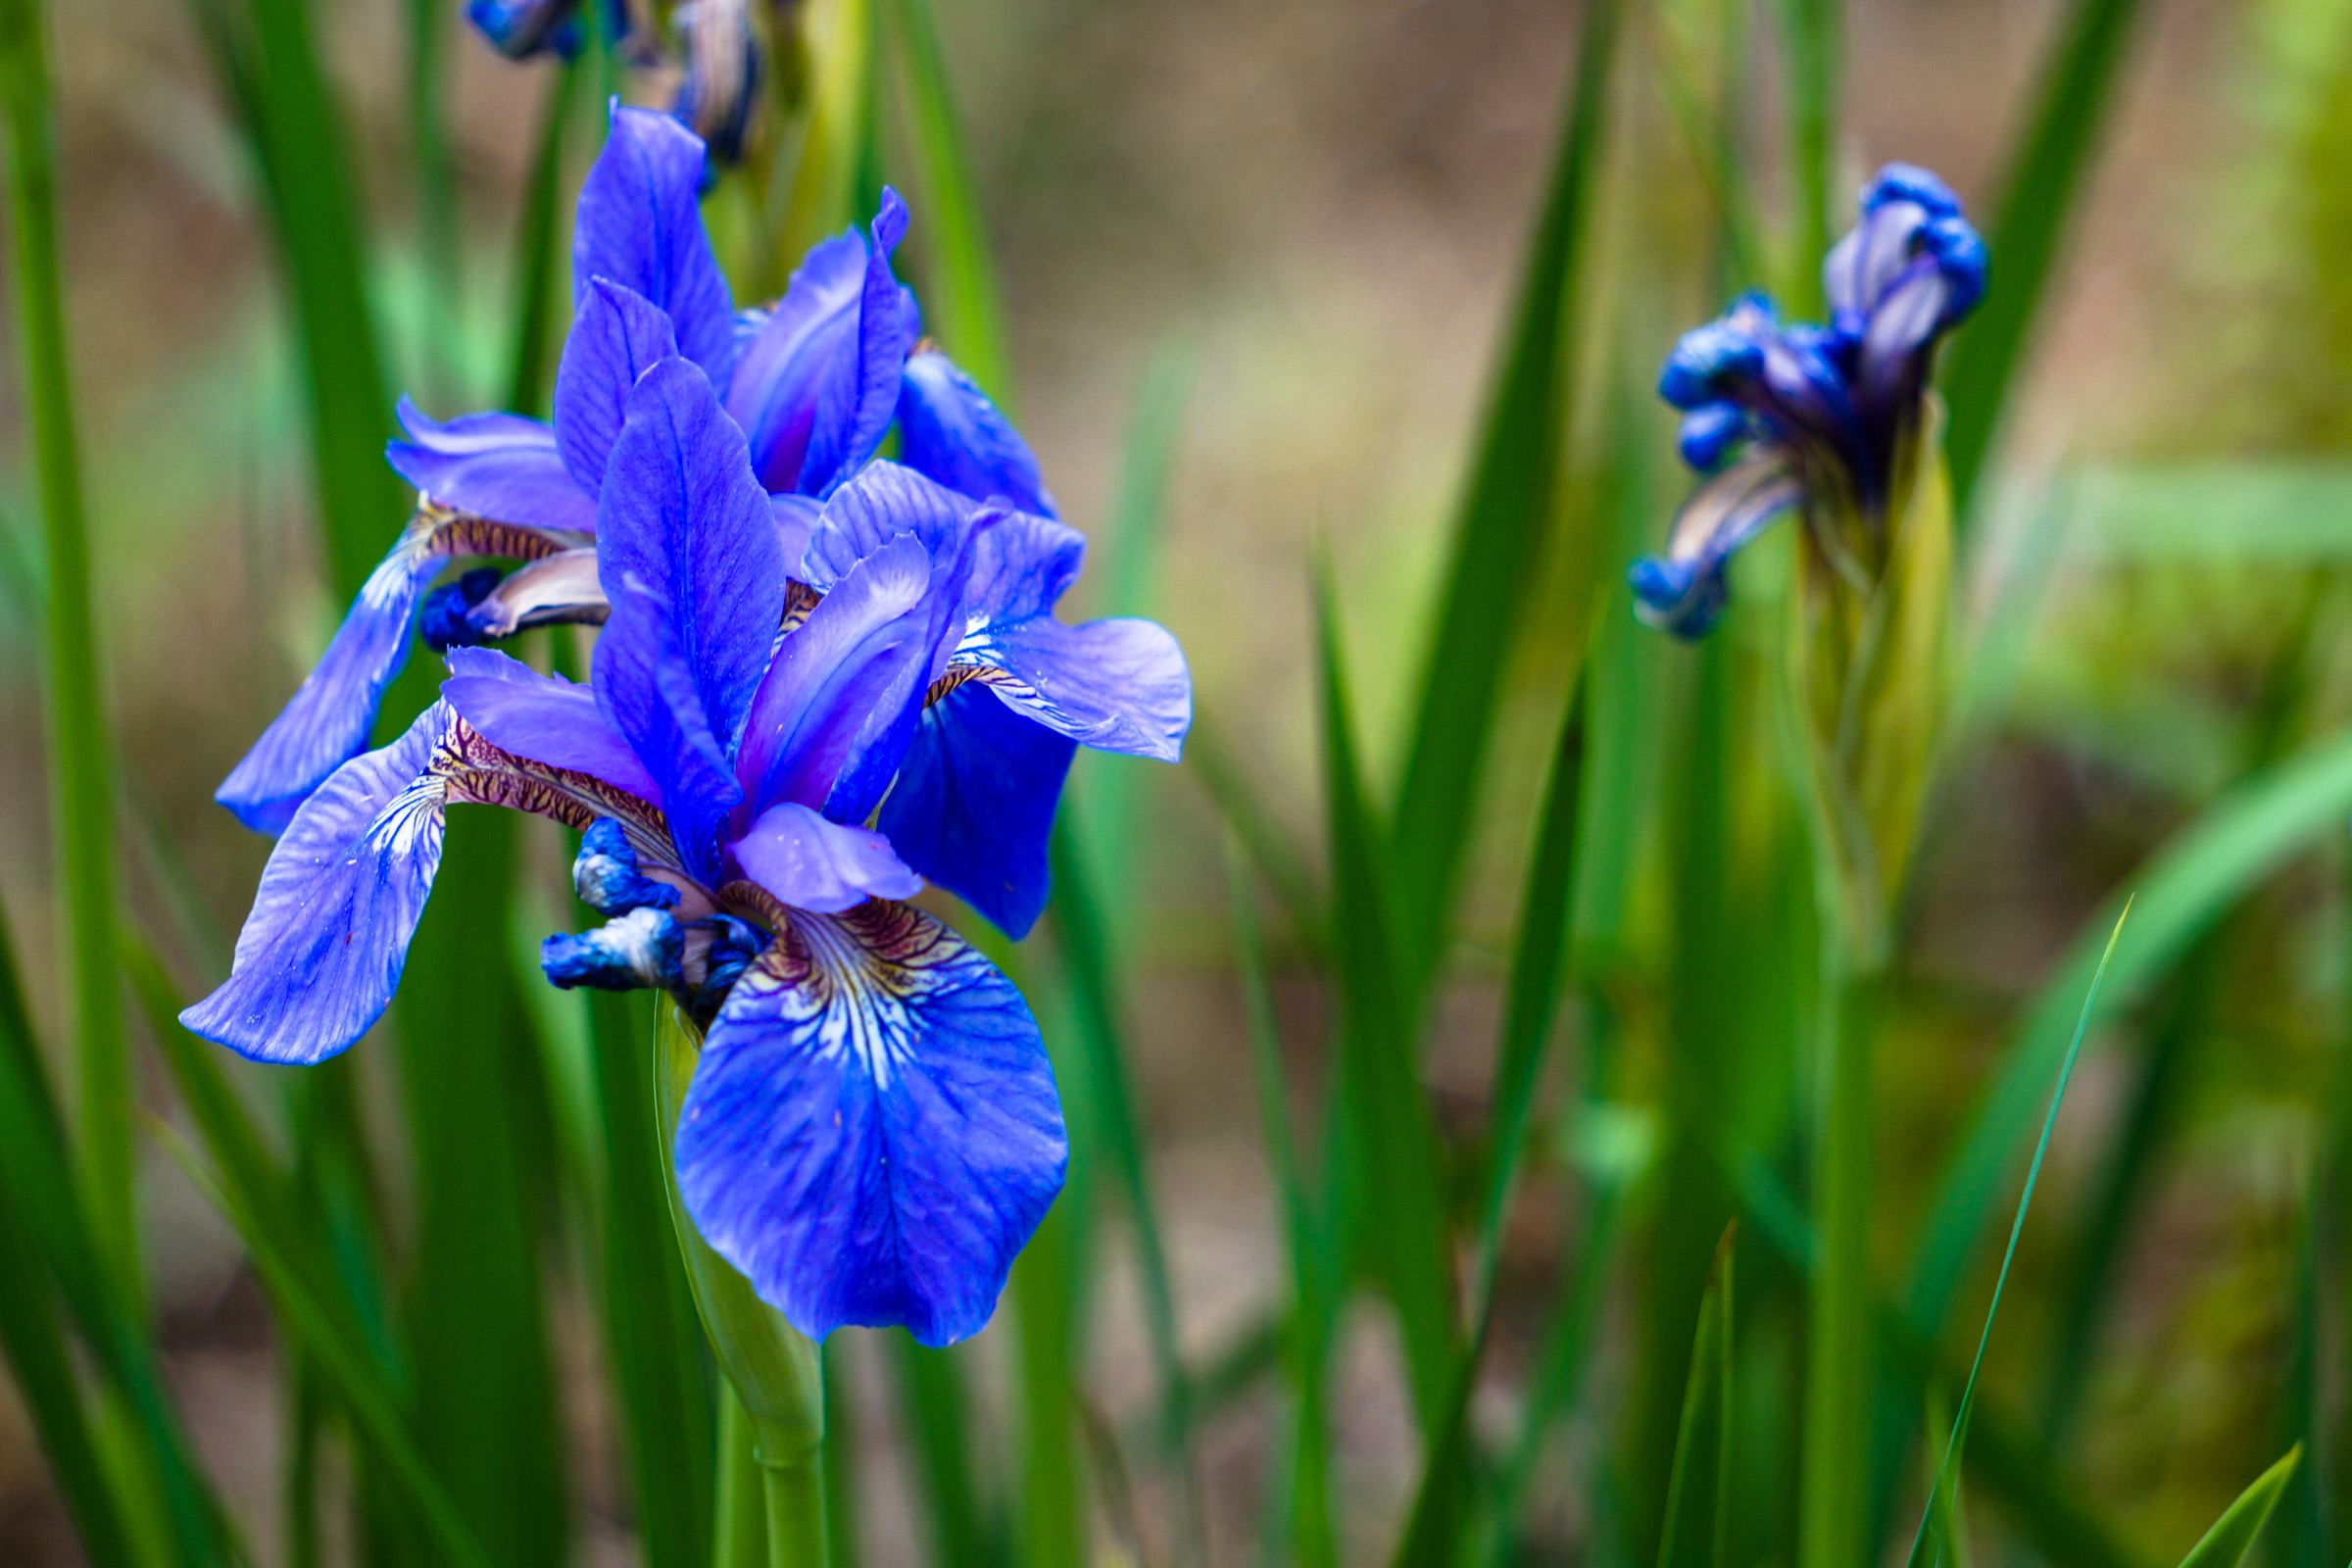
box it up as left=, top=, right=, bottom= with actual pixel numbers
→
left=1630, top=164, right=1987, bottom=639
left=186, top=107, right=1190, bottom=1348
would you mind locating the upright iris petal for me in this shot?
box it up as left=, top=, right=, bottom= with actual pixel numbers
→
left=574, top=105, right=739, bottom=385
left=896, top=349, right=1058, bottom=518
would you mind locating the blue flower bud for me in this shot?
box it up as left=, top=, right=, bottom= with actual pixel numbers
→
left=1677, top=403, right=1750, bottom=471
left=418, top=567, right=505, bottom=652
left=1924, top=215, right=1987, bottom=324
left=543, top=906, right=685, bottom=991
left=1861, top=163, right=1962, bottom=220
left=466, top=0, right=586, bottom=60
left=1628, top=555, right=1728, bottom=640
left=1660, top=318, right=1766, bottom=410
left=574, top=817, right=682, bottom=916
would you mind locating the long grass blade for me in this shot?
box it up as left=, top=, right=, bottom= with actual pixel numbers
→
left=1906, top=728, right=2352, bottom=1340
left=1390, top=0, right=1621, bottom=968
left=1314, top=557, right=1458, bottom=1428
left=2180, top=1450, right=2302, bottom=1568
left=189, top=0, right=403, bottom=601
left=506, top=59, right=582, bottom=416
left=1769, top=0, right=1838, bottom=317
left=1905, top=902, right=2133, bottom=1568
left=0, top=0, right=134, bottom=1298
left=888, top=1333, right=1004, bottom=1568
left=1941, top=0, right=2149, bottom=523
left=1657, top=1227, right=1738, bottom=1568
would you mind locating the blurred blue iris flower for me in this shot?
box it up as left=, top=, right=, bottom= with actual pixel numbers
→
left=466, top=0, right=761, bottom=172
left=219, top=109, right=1098, bottom=932
left=182, top=307, right=1183, bottom=1339
left=1631, top=163, right=1986, bottom=637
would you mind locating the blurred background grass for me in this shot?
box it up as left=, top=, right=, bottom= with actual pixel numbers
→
left=2, top=0, right=2352, bottom=1562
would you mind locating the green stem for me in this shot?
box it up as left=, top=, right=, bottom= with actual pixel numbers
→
left=717, top=1388, right=770, bottom=1568
left=1801, top=959, right=1882, bottom=1568
left=0, top=0, right=133, bottom=1298
left=762, top=1452, right=828, bottom=1568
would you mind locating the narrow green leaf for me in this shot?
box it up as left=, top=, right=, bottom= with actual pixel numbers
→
left=0, top=0, right=134, bottom=1300
left=189, top=0, right=403, bottom=601
left=1314, top=559, right=1458, bottom=1429
left=1390, top=0, right=1621, bottom=968
left=396, top=810, right=570, bottom=1568
left=1907, top=903, right=2132, bottom=1568
left=884, top=0, right=1009, bottom=397
left=1907, top=729, right=2352, bottom=1339
left=2179, top=1449, right=2301, bottom=1568
left=823, top=1338, right=863, bottom=1568
left=1657, top=1227, right=1737, bottom=1568
left=1012, top=1201, right=1087, bottom=1568
left=506, top=59, right=582, bottom=417
left=406, top=0, right=462, bottom=402
left=0, top=914, right=136, bottom=1568
left=1769, top=0, right=1838, bottom=317
left=1048, top=815, right=1193, bottom=1465
left=1942, top=0, right=2151, bottom=523
left=1185, top=715, right=1324, bottom=958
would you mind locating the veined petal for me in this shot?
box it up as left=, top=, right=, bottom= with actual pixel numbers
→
left=387, top=399, right=598, bottom=535
left=875, top=683, right=1074, bottom=940
left=573, top=105, right=736, bottom=382
left=772, top=493, right=820, bottom=578
left=735, top=532, right=937, bottom=820
left=960, top=614, right=1191, bottom=762
left=676, top=898, right=1065, bottom=1346
left=896, top=350, right=1057, bottom=518
left=595, top=356, right=783, bottom=881
left=726, top=234, right=866, bottom=493
left=184, top=704, right=454, bottom=1063
left=959, top=506, right=1085, bottom=627
left=555, top=278, right=682, bottom=495
left=215, top=507, right=579, bottom=835
left=441, top=647, right=662, bottom=806
left=728, top=801, right=921, bottom=912
left=799, top=189, right=916, bottom=498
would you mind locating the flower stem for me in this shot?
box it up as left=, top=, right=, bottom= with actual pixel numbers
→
left=760, top=1450, right=827, bottom=1568
left=1800, top=956, right=1881, bottom=1568
left=0, top=0, right=134, bottom=1296
left=716, top=1388, right=768, bottom=1568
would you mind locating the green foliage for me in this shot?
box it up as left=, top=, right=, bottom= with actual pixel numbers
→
left=2179, top=1449, right=2301, bottom=1568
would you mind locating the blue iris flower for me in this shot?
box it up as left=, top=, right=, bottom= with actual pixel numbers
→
left=219, top=107, right=1076, bottom=850
left=180, top=333, right=1176, bottom=1344
left=1632, top=163, right=1987, bottom=638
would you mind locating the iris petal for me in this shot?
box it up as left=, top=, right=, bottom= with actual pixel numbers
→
left=798, top=189, right=917, bottom=498
left=676, top=898, right=1066, bottom=1346
left=572, top=105, right=737, bottom=383
left=961, top=615, right=1192, bottom=762
left=594, top=356, right=785, bottom=880
left=441, top=647, right=663, bottom=805
left=875, top=683, right=1075, bottom=940
left=896, top=351, right=1058, bottom=517
left=184, top=704, right=454, bottom=1063
left=727, top=800, right=922, bottom=912
left=387, top=399, right=598, bottom=535
left=726, top=234, right=867, bottom=492
left=800, top=461, right=975, bottom=590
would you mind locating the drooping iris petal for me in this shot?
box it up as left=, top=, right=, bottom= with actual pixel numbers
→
left=728, top=801, right=921, bottom=912
left=594, top=356, right=784, bottom=882
left=964, top=615, right=1192, bottom=762
left=799, top=460, right=976, bottom=591
left=555, top=278, right=683, bottom=495
left=573, top=816, right=681, bottom=915
left=875, top=683, right=1075, bottom=941
left=676, top=898, right=1066, bottom=1346
left=726, top=233, right=867, bottom=493
left=799, top=190, right=917, bottom=498
left=896, top=350, right=1058, bottom=517
left=572, top=105, right=736, bottom=384
left=956, top=506, right=1084, bottom=626
left=387, top=399, right=598, bottom=535
left=1629, top=451, right=1802, bottom=639
left=217, top=507, right=581, bottom=835
left=734, top=532, right=934, bottom=818
left=184, top=705, right=454, bottom=1063
left=440, top=647, right=663, bottom=806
